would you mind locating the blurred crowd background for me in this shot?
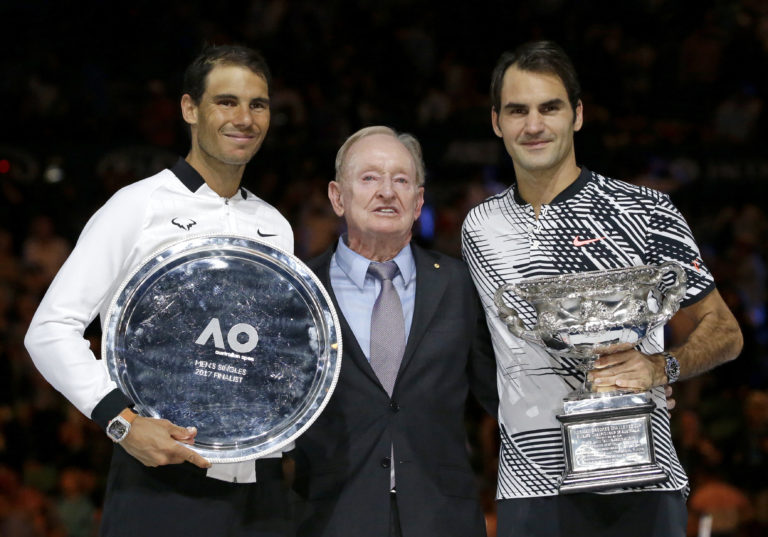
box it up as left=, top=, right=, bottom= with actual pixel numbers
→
left=1, top=1, right=767, bottom=536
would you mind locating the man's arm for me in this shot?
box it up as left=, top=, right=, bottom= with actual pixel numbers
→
left=663, top=289, right=743, bottom=381
left=590, top=289, right=743, bottom=391
left=467, top=301, right=499, bottom=418
left=24, top=183, right=210, bottom=468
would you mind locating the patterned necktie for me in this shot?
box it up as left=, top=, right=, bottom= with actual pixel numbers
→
left=368, top=261, right=406, bottom=396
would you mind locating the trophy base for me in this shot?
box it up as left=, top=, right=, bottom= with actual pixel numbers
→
left=558, top=463, right=669, bottom=494
left=563, top=387, right=644, bottom=404
left=562, top=390, right=651, bottom=412
left=557, top=391, right=668, bottom=494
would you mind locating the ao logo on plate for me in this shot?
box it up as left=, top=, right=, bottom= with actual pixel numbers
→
left=195, top=318, right=259, bottom=353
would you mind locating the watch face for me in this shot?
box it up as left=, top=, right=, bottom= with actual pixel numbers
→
left=665, top=356, right=680, bottom=382
left=108, top=420, right=127, bottom=440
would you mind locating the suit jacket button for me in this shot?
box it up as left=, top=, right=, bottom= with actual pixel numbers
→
left=380, top=457, right=391, bottom=468
left=390, top=401, right=400, bottom=412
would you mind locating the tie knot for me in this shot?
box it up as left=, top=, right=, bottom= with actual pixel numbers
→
left=368, top=260, right=399, bottom=282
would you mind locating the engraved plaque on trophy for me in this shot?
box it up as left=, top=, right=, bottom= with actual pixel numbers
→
left=494, top=262, right=686, bottom=493
left=103, top=235, right=342, bottom=463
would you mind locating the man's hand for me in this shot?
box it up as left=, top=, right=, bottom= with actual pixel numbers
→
left=119, top=416, right=211, bottom=469
left=665, top=385, right=676, bottom=414
left=588, top=349, right=667, bottom=392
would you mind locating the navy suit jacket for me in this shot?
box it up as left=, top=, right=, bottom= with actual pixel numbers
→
left=291, top=243, right=497, bottom=537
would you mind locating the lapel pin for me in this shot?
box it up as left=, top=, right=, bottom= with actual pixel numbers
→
left=433, top=263, right=440, bottom=269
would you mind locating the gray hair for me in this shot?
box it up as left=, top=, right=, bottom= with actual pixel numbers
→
left=334, top=126, right=426, bottom=186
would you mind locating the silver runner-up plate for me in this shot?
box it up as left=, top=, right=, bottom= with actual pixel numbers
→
left=102, top=235, right=342, bottom=463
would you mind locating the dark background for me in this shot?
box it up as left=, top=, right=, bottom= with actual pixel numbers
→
left=1, top=1, right=766, bottom=535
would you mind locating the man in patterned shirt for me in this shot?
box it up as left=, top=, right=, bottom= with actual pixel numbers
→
left=461, top=40, right=743, bottom=537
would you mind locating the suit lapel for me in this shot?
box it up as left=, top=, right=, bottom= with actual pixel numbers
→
left=314, top=243, right=450, bottom=395
left=399, top=244, right=449, bottom=377
left=313, top=248, right=383, bottom=388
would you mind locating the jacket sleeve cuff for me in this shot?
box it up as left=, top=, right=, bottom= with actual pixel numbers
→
left=91, top=389, right=134, bottom=432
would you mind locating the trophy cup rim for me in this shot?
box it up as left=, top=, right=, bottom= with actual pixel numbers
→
left=509, top=263, right=679, bottom=301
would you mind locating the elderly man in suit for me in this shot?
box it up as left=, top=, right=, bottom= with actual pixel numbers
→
left=290, top=126, right=498, bottom=537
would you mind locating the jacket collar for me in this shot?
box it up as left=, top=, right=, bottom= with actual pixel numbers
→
left=170, top=157, right=248, bottom=199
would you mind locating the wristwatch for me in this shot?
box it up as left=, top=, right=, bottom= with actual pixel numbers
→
left=661, top=351, right=681, bottom=384
left=106, top=408, right=138, bottom=443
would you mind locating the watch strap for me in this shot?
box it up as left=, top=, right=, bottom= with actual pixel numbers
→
left=118, top=407, right=138, bottom=423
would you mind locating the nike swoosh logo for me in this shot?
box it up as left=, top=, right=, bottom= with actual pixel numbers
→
left=257, top=230, right=277, bottom=238
left=573, top=235, right=606, bottom=247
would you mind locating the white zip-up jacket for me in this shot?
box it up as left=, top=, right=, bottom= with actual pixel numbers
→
left=25, top=158, right=293, bottom=482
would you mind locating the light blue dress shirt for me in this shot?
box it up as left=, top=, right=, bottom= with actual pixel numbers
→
left=329, top=235, right=416, bottom=360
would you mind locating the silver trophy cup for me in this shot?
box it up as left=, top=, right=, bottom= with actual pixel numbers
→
left=494, top=262, right=686, bottom=493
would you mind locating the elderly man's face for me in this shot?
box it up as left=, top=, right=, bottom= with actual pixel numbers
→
left=329, top=134, right=424, bottom=249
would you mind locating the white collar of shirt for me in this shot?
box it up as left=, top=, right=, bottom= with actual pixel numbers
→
left=334, top=235, right=416, bottom=289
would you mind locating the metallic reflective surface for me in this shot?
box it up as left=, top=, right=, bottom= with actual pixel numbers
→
left=103, top=235, right=342, bottom=463
left=493, top=262, right=686, bottom=492
left=562, top=391, right=651, bottom=414
left=494, top=262, right=686, bottom=362
left=558, top=397, right=667, bottom=493
left=569, top=417, right=651, bottom=470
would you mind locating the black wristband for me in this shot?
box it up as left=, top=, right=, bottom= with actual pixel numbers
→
left=91, top=389, right=134, bottom=432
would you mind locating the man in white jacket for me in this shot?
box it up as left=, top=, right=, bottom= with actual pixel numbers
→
left=25, top=44, right=294, bottom=537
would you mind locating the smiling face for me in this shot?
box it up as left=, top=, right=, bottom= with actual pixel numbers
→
left=492, top=66, right=582, bottom=179
left=329, top=133, right=424, bottom=259
left=182, top=63, right=270, bottom=171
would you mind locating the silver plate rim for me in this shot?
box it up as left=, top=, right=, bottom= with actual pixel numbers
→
left=102, top=233, right=343, bottom=463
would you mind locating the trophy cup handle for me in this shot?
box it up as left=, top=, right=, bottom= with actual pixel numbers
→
left=494, top=283, right=530, bottom=338
left=651, top=261, right=687, bottom=325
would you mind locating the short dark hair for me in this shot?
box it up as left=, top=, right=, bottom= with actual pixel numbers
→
left=490, top=40, right=581, bottom=114
left=182, top=44, right=272, bottom=103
